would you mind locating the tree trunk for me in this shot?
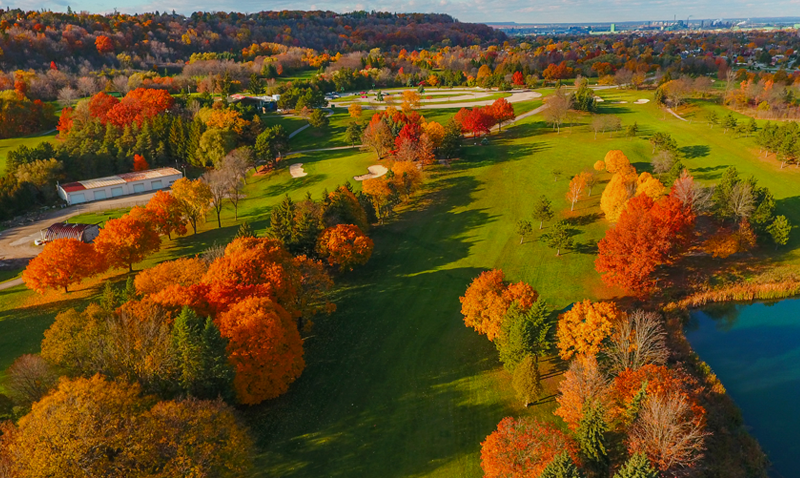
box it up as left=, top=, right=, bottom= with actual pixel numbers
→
left=571, top=200, right=575, bottom=211
left=556, top=248, right=560, bottom=256
left=539, top=221, right=543, bottom=230
left=234, top=205, right=239, bottom=220
left=129, top=263, right=133, bottom=273
left=216, top=210, right=222, bottom=228
left=520, top=236, right=524, bottom=245
left=64, top=285, right=68, bottom=293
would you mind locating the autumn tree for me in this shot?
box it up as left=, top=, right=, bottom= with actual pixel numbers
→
left=171, top=177, right=213, bottom=234
left=555, top=355, right=610, bottom=429
left=362, top=115, right=393, bottom=159
left=316, top=224, right=374, bottom=271
left=605, top=310, right=669, bottom=375
left=596, top=194, right=695, bottom=295
left=216, top=296, right=305, bottom=405
left=23, top=238, right=100, bottom=293
left=481, top=417, right=578, bottom=478
left=401, top=90, right=421, bottom=112
left=557, top=300, right=621, bottom=360
left=5, top=354, right=57, bottom=407
left=94, top=214, right=161, bottom=272
left=348, top=103, right=362, bottom=118
left=145, top=190, right=188, bottom=239
left=95, top=35, right=114, bottom=54
left=532, top=195, right=554, bottom=229
left=513, top=355, right=543, bottom=407
left=627, top=392, right=708, bottom=474
left=604, top=150, right=631, bottom=173
left=134, top=257, right=207, bottom=296
left=567, top=172, right=590, bottom=211
left=133, top=153, right=149, bottom=171
left=459, top=269, right=538, bottom=341
left=490, top=97, right=515, bottom=131
left=543, top=87, right=571, bottom=133
left=390, top=160, right=423, bottom=197
left=636, top=172, right=665, bottom=199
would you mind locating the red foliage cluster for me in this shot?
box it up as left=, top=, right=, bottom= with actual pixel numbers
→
left=103, top=88, right=175, bottom=128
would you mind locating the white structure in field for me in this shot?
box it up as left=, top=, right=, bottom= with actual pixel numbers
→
left=56, top=167, right=183, bottom=205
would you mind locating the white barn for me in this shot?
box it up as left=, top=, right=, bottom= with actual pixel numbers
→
left=57, top=167, right=183, bottom=205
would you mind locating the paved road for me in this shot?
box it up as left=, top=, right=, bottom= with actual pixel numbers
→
left=0, top=192, right=157, bottom=262
left=334, top=88, right=542, bottom=111
left=0, top=277, right=23, bottom=291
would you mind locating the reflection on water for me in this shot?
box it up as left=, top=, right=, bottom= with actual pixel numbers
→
left=686, top=298, right=800, bottom=478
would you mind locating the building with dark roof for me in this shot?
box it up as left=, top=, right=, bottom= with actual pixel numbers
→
left=56, top=167, right=183, bottom=205
left=40, top=223, right=100, bottom=243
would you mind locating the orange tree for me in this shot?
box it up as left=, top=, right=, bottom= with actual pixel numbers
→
left=481, top=416, right=578, bottom=478
left=93, top=214, right=161, bottom=272
left=134, top=257, right=208, bottom=296
left=22, top=238, right=100, bottom=293
left=215, top=296, right=305, bottom=405
left=459, top=269, right=538, bottom=341
left=316, top=224, right=374, bottom=271
left=556, top=299, right=621, bottom=360
left=145, top=190, right=188, bottom=239
left=596, top=194, right=695, bottom=296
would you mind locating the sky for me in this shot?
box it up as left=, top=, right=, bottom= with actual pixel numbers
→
left=7, top=0, right=800, bottom=24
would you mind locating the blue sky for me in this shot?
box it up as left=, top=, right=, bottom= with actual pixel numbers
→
left=8, top=0, right=800, bottom=24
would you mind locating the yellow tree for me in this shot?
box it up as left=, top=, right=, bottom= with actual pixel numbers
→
left=171, top=177, right=213, bottom=234
left=603, top=150, right=631, bottom=173
left=401, top=90, right=421, bottom=113
left=636, top=172, right=666, bottom=199
left=566, top=172, right=590, bottom=211
left=600, top=166, right=638, bottom=222
left=556, top=299, right=621, bottom=360
left=422, top=121, right=445, bottom=148
left=348, top=103, right=362, bottom=118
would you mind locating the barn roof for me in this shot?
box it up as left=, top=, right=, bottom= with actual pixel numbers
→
left=41, top=223, right=98, bottom=242
left=58, top=168, right=182, bottom=193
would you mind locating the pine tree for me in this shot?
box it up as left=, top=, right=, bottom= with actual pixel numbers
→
left=532, top=195, right=554, bottom=229
left=199, top=317, right=234, bottom=400
left=768, top=215, right=791, bottom=249
left=294, top=210, right=322, bottom=256
left=186, top=118, right=205, bottom=167
left=121, top=276, right=137, bottom=302
left=496, top=301, right=552, bottom=371
left=577, top=403, right=608, bottom=468
left=168, top=116, right=187, bottom=161
left=236, top=221, right=256, bottom=239
left=543, top=220, right=574, bottom=256
left=115, top=124, right=136, bottom=159
left=626, top=381, right=648, bottom=425
left=613, top=453, right=659, bottom=478
left=539, top=451, right=584, bottom=478
left=99, top=281, right=118, bottom=313
left=171, top=306, right=205, bottom=393
left=101, top=122, right=119, bottom=158
left=134, top=120, right=155, bottom=161
left=268, top=195, right=297, bottom=245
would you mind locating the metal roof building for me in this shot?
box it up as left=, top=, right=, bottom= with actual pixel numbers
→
left=57, top=167, right=183, bottom=205
left=40, top=223, right=100, bottom=243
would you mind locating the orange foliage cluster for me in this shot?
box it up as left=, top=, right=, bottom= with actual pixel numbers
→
left=22, top=238, right=100, bottom=293
left=459, top=270, right=538, bottom=341
left=556, top=299, right=621, bottom=360
left=612, top=364, right=705, bottom=421
left=480, top=417, right=578, bottom=478
left=93, top=214, right=162, bottom=272
left=316, top=224, right=374, bottom=271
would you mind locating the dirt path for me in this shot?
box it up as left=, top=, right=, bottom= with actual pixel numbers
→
left=287, top=109, right=334, bottom=139
left=666, top=107, right=688, bottom=122
left=0, top=277, right=22, bottom=291
left=0, top=192, right=157, bottom=263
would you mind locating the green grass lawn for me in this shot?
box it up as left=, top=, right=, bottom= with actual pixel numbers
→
left=0, top=131, right=57, bottom=176
left=0, top=87, right=798, bottom=477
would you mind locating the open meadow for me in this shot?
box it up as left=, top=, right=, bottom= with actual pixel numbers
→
left=1, top=86, right=799, bottom=476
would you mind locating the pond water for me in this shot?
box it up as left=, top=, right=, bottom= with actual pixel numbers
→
left=685, top=298, right=800, bottom=478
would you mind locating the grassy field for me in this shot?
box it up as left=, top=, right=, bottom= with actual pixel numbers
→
left=0, top=86, right=798, bottom=476
left=0, top=131, right=57, bottom=176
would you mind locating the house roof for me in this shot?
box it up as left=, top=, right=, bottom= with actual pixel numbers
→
left=41, top=222, right=98, bottom=241
left=58, top=168, right=182, bottom=193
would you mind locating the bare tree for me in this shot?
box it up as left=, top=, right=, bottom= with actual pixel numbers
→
left=112, top=75, right=130, bottom=94
left=554, top=355, right=610, bottom=427
left=729, top=181, right=755, bottom=220
left=614, top=68, right=634, bottom=88
left=543, top=88, right=571, bottom=133
left=628, top=392, right=708, bottom=475
left=222, top=147, right=253, bottom=183
left=602, top=115, right=622, bottom=135
left=76, top=76, right=99, bottom=97
left=725, top=69, right=737, bottom=96
left=6, top=354, right=58, bottom=407
left=590, top=115, right=604, bottom=139
left=57, top=86, right=79, bottom=108
left=203, top=169, right=229, bottom=228
left=605, top=310, right=669, bottom=374
left=651, top=150, right=676, bottom=176
left=672, top=170, right=714, bottom=213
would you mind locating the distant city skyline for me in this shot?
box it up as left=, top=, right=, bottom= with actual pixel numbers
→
left=7, top=0, right=800, bottom=25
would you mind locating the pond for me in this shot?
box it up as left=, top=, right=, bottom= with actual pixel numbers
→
left=685, top=298, right=800, bottom=478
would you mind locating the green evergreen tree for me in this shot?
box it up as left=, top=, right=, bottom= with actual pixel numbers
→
left=199, top=317, right=235, bottom=400
left=712, top=167, right=740, bottom=220
left=542, top=220, right=573, bottom=256
left=268, top=195, right=297, bottom=245
left=249, top=73, right=265, bottom=94
left=662, top=159, right=685, bottom=188
left=168, top=117, right=187, bottom=161
left=236, top=221, right=256, bottom=239
left=99, top=280, right=118, bottom=313
left=626, top=381, right=648, bottom=425
left=345, top=121, right=365, bottom=146
left=439, top=119, right=462, bottom=159
left=577, top=403, right=608, bottom=469
left=512, top=354, right=543, bottom=407
left=539, top=451, right=584, bottom=478
left=134, top=120, right=155, bottom=160
left=496, top=301, right=551, bottom=371
left=516, top=220, right=533, bottom=245
left=186, top=118, right=205, bottom=167
left=115, top=124, right=136, bottom=159
left=121, top=276, right=137, bottom=302
left=613, top=453, right=660, bottom=478
left=294, top=210, right=323, bottom=256
left=768, top=215, right=792, bottom=249
left=171, top=306, right=205, bottom=393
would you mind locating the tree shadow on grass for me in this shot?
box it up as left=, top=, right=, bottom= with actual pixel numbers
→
left=691, top=164, right=730, bottom=181
left=263, top=174, right=327, bottom=198
left=247, top=173, right=515, bottom=478
left=680, top=145, right=711, bottom=159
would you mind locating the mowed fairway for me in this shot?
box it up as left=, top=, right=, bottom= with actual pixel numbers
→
left=0, top=87, right=798, bottom=477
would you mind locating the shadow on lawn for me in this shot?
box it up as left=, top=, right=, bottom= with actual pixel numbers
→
left=247, top=174, right=513, bottom=478
left=680, top=144, right=711, bottom=159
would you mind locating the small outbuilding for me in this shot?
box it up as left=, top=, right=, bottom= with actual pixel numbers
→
left=40, top=223, right=100, bottom=243
left=57, top=167, right=183, bottom=206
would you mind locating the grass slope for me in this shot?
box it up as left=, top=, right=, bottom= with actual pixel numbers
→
left=0, top=131, right=57, bottom=176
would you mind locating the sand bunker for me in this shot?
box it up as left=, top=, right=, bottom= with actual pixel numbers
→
left=594, top=96, right=605, bottom=103
left=289, top=163, right=307, bottom=178
left=634, top=99, right=650, bottom=104
left=354, top=165, right=388, bottom=181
